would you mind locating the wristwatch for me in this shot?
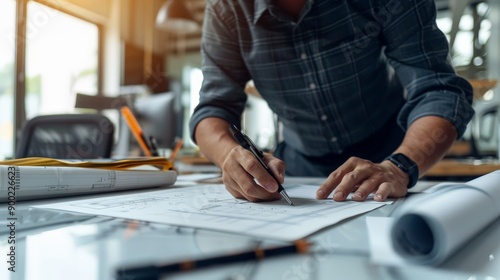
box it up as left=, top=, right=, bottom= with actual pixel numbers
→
left=385, top=153, right=419, bottom=189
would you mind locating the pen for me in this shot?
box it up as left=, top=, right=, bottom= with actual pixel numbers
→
left=120, top=106, right=154, bottom=157
left=229, top=125, right=294, bottom=206
left=116, top=239, right=311, bottom=279
left=148, top=136, right=160, bottom=157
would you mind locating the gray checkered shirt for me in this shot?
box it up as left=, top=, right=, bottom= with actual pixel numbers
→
left=189, top=0, right=474, bottom=156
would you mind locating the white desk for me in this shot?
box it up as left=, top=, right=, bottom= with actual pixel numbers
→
left=1, top=178, right=499, bottom=280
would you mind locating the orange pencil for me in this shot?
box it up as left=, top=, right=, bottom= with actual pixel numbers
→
left=169, top=137, right=183, bottom=163
left=120, top=106, right=152, bottom=157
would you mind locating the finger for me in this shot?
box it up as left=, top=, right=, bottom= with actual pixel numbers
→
left=224, top=171, right=267, bottom=202
left=316, top=158, right=358, bottom=199
left=352, top=176, right=382, bottom=201
left=374, top=182, right=392, bottom=201
left=333, top=159, right=372, bottom=201
left=265, top=154, right=286, bottom=184
left=222, top=147, right=279, bottom=201
left=223, top=176, right=246, bottom=200
left=333, top=171, right=368, bottom=201
left=239, top=151, right=279, bottom=193
left=230, top=162, right=281, bottom=201
left=221, top=166, right=249, bottom=200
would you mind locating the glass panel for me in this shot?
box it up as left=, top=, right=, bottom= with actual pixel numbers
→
left=0, top=0, right=16, bottom=160
left=436, top=3, right=491, bottom=75
left=25, top=2, right=99, bottom=119
left=186, top=67, right=203, bottom=147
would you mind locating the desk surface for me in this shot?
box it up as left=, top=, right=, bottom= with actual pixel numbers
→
left=426, top=158, right=500, bottom=177
left=1, top=178, right=499, bottom=280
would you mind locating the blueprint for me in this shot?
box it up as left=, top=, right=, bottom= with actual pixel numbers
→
left=0, top=165, right=177, bottom=202
left=36, top=183, right=391, bottom=241
left=390, top=170, right=500, bottom=265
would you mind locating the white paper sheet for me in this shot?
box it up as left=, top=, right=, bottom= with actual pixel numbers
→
left=35, top=184, right=391, bottom=241
left=366, top=217, right=404, bottom=265
left=390, top=170, right=500, bottom=265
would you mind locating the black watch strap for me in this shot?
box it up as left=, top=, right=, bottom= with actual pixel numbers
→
left=385, top=153, right=419, bottom=189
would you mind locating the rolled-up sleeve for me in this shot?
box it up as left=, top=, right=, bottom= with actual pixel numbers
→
left=188, top=1, right=251, bottom=143
left=380, top=0, right=474, bottom=138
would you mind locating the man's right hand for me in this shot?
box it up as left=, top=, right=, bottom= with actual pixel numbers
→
left=194, top=118, right=285, bottom=202
left=221, top=145, right=285, bottom=202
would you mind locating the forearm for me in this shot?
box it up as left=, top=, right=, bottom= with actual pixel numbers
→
left=194, top=117, right=240, bottom=168
left=392, top=116, right=458, bottom=177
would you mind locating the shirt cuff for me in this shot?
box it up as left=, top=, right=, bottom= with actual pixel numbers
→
left=189, top=105, right=242, bottom=144
left=399, top=91, right=475, bottom=139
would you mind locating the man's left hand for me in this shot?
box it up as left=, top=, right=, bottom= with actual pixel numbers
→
left=315, top=157, right=409, bottom=202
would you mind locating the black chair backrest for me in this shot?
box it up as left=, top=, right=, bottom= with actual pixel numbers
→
left=16, top=114, right=115, bottom=159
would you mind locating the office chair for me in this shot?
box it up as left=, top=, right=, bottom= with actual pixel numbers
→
left=470, top=98, right=500, bottom=157
left=16, top=114, right=115, bottom=159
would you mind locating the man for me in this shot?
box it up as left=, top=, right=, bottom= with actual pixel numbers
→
left=189, top=0, right=474, bottom=203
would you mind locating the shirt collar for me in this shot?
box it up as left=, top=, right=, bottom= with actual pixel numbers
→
left=253, top=0, right=315, bottom=25
left=253, top=0, right=271, bottom=25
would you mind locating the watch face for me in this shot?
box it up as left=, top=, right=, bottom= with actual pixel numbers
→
left=394, top=154, right=413, bottom=168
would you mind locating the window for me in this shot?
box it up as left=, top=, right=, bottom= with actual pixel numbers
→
left=436, top=3, right=491, bottom=70
left=0, top=0, right=16, bottom=160
left=186, top=67, right=203, bottom=147
left=0, top=1, right=101, bottom=160
left=25, top=2, right=99, bottom=119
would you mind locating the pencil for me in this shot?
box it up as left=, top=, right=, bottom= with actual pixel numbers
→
left=169, top=137, right=183, bottom=163
left=116, top=239, right=311, bottom=279
left=120, top=106, right=152, bottom=157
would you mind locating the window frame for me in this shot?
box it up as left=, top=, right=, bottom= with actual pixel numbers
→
left=13, top=0, right=104, bottom=154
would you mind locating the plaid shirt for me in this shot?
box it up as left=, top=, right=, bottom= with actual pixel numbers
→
left=189, top=0, right=474, bottom=156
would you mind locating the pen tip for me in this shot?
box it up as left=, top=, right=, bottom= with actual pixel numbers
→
left=280, top=191, right=295, bottom=206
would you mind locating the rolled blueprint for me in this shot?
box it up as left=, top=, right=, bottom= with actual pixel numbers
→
left=0, top=165, right=177, bottom=202
left=391, top=170, right=500, bottom=265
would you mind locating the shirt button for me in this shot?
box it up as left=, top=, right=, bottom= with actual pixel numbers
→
left=321, top=115, right=328, bottom=121
left=301, top=53, right=307, bottom=60
left=309, top=83, right=316, bottom=90
left=331, top=136, right=338, bottom=142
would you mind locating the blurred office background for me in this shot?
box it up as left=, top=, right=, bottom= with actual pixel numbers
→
left=0, top=0, right=499, bottom=160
